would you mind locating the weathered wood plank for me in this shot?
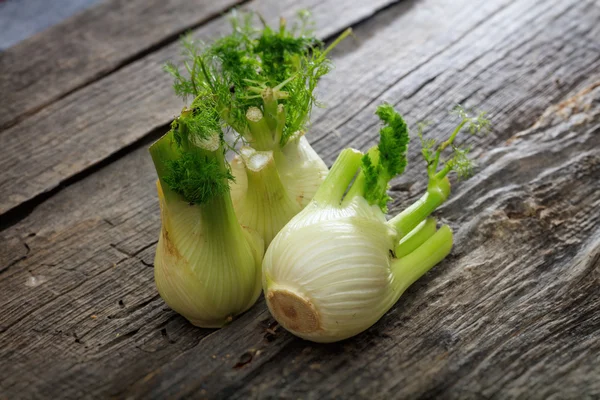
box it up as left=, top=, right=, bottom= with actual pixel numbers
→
left=0, top=0, right=245, bottom=131
left=0, top=0, right=101, bottom=51
left=0, top=0, right=399, bottom=219
left=1, top=0, right=599, bottom=398
left=311, top=0, right=600, bottom=160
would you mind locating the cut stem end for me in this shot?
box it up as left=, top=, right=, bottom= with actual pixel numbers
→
left=266, top=288, right=321, bottom=334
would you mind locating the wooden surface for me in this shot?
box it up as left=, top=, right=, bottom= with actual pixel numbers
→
left=0, top=0, right=244, bottom=131
left=1, top=0, right=599, bottom=398
left=0, top=0, right=101, bottom=51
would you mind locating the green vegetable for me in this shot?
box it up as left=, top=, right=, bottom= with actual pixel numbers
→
left=149, top=100, right=263, bottom=328
left=262, top=104, right=489, bottom=342
left=165, top=11, right=351, bottom=246
left=388, top=106, right=490, bottom=235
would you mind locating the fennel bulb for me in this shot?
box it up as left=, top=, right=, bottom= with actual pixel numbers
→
left=150, top=102, right=263, bottom=328
left=230, top=112, right=328, bottom=245
left=263, top=105, right=490, bottom=342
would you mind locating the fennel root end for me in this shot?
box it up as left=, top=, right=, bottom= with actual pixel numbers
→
left=266, top=288, right=321, bottom=334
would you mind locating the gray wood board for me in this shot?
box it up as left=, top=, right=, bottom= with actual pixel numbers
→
left=0, top=0, right=399, bottom=218
left=0, top=0, right=101, bottom=51
left=0, top=0, right=245, bottom=130
left=1, top=0, right=599, bottom=398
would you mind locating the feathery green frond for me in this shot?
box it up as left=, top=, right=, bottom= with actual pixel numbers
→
left=171, top=96, right=222, bottom=149
left=163, top=152, right=233, bottom=205
left=376, top=103, right=409, bottom=177
left=389, top=107, right=489, bottom=237
left=164, top=62, right=196, bottom=99
left=254, top=22, right=318, bottom=83
left=452, top=105, right=491, bottom=135
left=362, top=153, right=390, bottom=211
left=150, top=99, right=234, bottom=205
left=419, top=105, right=490, bottom=180
left=164, top=10, right=347, bottom=148
left=362, top=104, right=410, bottom=212
left=417, top=121, right=436, bottom=165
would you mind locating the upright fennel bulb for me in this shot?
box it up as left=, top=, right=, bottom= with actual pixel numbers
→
left=150, top=100, right=263, bottom=328
left=229, top=125, right=328, bottom=245
left=165, top=12, right=349, bottom=247
left=263, top=105, right=490, bottom=342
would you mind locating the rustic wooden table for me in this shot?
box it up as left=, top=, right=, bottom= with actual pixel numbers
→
left=1, top=0, right=599, bottom=398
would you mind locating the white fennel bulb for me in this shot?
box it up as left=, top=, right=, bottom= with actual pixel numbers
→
left=263, top=105, right=489, bottom=342
left=275, top=131, right=329, bottom=208
left=150, top=105, right=263, bottom=328
left=154, top=181, right=263, bottom=327
left=230, top=131, right=328, bottom=246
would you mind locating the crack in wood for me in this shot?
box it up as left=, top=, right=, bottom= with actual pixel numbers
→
left=0, top=240, right=31, bottom=275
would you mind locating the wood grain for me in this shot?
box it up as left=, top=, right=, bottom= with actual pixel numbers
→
left=1, top=0, right=599, bottom=398
left=310, top=0, right=600, bottom=159
left=0, top=0, right=400, bottom=219
left=0, top=0, right=245, bottom=131
left=0, top=0, right=101, bottom=51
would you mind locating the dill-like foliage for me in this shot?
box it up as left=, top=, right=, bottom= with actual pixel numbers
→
left=171, top=94, right=222, bottom=149
left=159, top=98, right=234, bottom=205
left=419, top=105, right=490, bottom=180
left=363, top=104, right=410, bottom=211
left=164, top=10, right=337, bottom=146
left=164, top=152, right=233, bottom=205
left=361, top=153, right=384, bottom=209
left=376, top=104, right=409, bottom=177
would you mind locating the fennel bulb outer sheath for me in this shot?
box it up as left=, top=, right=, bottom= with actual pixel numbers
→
left=231, top=135, right=328, bottom=248
left=263, top=197, right=453, bottom=342
left=154, top=181, right=263, bottom=328
left=262, top=198, right=400, bottom=342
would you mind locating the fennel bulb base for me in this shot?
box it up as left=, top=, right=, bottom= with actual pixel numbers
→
left=266, top=288, right=321, bottom=334
left=153, top=225, right=261, bottom=329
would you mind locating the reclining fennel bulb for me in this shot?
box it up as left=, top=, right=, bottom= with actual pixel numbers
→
left=263, top=105, right=489, bottom=342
